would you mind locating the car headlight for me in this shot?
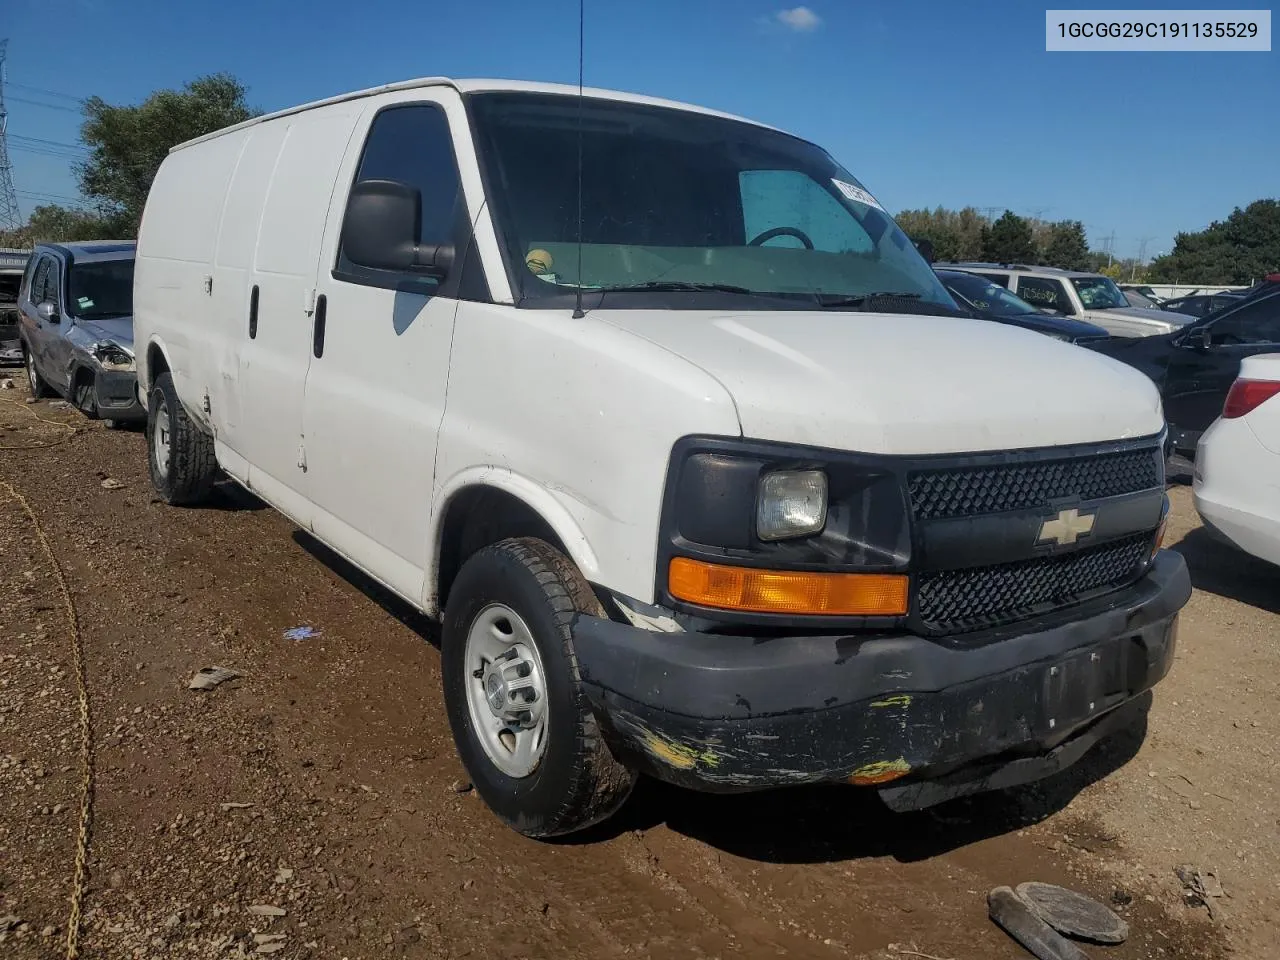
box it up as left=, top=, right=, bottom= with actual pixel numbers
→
left=757, top=469, right=827, bottom=540
left=92, top=341, right=135, bottom=372
left=659, top=438, right=911, bottom=621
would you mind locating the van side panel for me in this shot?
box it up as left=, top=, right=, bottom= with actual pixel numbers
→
left=134, top=132, right=244, bottom=409
left=236, top=108, right=361, bottom=505
left=209, top=124, right=287, bottom=447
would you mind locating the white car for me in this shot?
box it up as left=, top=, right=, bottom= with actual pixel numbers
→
left=133, top=77, right=1189, bottom=837
left=1194, top=354, right=1280, bottom=566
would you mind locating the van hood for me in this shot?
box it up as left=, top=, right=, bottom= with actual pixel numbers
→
left=598, top=309, right=1165, bottom=456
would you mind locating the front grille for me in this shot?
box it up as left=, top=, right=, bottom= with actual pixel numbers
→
left=908, top=448, right=1160, bottom=521
left=916, top=533, right=1151, bottom=634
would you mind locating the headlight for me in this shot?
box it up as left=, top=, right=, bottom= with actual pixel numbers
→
left=92, top=341, right=135, bottom=372
left=658, top=438, right=911, bottom=621
left=757, top=470, right=827, bottom=541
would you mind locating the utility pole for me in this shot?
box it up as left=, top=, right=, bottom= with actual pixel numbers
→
left=1103, top=230, right=1117, bottom=267
left=0, top=40, right=21, bottom=231
left=1133, top=236, right=1154, bottom=280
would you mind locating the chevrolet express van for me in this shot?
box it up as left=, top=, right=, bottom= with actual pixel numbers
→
left=134, top=78, right=1189, bottom=837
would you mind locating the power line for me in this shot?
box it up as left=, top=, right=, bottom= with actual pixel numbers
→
left=17, top=190, right=86, bottom=204
left=8, top=94, right=81, bottom=113
left=8, top=81, right=84, bottom=103
left=11, top=144, right=85, bottom=161
left=10, top=133, right=86, bottom=151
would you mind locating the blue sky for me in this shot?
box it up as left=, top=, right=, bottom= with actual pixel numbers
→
left=5, top=0, right=1277, bottom=258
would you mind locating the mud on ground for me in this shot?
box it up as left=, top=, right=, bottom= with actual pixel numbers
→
left=2, top=378, right=1276, bottom=959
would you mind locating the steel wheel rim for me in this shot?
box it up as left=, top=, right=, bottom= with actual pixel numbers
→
left=463, top=603, right=549, bottom=779
left=153, top=401, right=171, bottom=480
left=26, top=352, right=37, bottom=392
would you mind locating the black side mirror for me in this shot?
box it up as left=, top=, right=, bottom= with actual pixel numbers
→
left=341, top=179, right=454, bottom=278
left=1181, top=327, right=1210, bottom=350
left=36, top=301, right=60, bottom=323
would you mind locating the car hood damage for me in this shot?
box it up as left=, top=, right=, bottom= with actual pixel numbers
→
left=599, top=309, right=1166, bottom=456
left=76, top=315, right=136, bottom=355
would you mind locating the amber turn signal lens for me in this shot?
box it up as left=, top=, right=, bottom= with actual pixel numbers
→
left=668, top=557, right=909, bottom=616
left=1152, top=513, right=1169, bottom=559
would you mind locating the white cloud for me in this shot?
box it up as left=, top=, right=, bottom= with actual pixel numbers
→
left=775, top=6, right=821, bottom=32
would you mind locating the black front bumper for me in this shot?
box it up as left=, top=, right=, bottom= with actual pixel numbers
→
left=93, top=369, right=145, bottom=421
left=574, top=551, right=1189, bottom=807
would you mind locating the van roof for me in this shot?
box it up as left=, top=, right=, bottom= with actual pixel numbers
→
left=173, top=77, right=780, bottom=152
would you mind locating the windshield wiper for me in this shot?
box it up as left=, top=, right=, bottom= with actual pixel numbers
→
left=816, top=291, right=923, bottom=308
left=596, top=280, right=759, bottom=295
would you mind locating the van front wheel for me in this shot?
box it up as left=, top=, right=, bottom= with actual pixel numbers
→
left=147, top=372, right=216, bottom=505
left=442, top=537, right=636, bottom=837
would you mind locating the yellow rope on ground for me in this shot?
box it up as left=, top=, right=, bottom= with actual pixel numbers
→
left=0, top=395, right=80, bottom=450
left=0, top=478, right=94, bottom=959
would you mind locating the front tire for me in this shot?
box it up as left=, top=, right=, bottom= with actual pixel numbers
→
left=147, top=372, right=216, bottom=505
left=442, top=537, right=636, bottom=837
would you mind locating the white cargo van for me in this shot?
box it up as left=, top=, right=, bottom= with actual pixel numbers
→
left=134, top=78, right=1189, bottom=837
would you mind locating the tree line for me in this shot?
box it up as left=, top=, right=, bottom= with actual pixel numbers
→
left=1, top=74, right=1275, bottom=286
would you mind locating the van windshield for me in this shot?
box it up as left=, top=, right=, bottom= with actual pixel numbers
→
left=467, top=92, right=955, bottom=311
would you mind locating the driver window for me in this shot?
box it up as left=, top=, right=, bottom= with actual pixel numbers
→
left=1209, top=296, right=1280, bottom=345
left=1016, top=277, right=1074, bottom=314
left=739, top=170, right=872, bottom=253
left=30, top=257, right=54, bottom=307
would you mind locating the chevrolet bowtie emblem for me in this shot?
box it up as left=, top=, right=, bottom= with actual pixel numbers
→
left=1038, top=508, right=1096, bottom=546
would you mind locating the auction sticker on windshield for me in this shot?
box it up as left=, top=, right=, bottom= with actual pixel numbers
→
left=832, top=179, right=883, bottom=210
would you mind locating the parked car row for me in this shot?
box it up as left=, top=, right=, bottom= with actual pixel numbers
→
left=7, top=76, right=1272, bottom=841
left=934, top=261, right=1194, bottom=338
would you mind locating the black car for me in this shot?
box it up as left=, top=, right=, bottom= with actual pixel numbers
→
left=937, top=269, right=1109, bottom=342
left=1159, top=292, right=1245, bottom=318
left=1085, top=287, right=1280, bottom=456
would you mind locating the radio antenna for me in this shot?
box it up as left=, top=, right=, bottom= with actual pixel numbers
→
left=571, top=0, right=586, bottom=319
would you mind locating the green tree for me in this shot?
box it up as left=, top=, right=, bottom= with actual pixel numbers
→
left=982, top=210, right=1036, bottom=263
left=1147, top=200, right=1280, bottom=284
left=1041, top=220, right=1090, bottom=270
left=895, top=206, right=988, bottom=262
left=0, top=204, right=123, bottom=247
left=79, top=74, right=259, bottom=233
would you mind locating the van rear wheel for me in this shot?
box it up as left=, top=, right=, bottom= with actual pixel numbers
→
left=147, top=372, right=216, bottom=505
left=441, top=537, right=636, bottom=837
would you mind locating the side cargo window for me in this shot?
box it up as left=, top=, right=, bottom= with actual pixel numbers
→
left=335, top=104, right=463, bottom=291
left=1017, top=277, right=1073, bottom=314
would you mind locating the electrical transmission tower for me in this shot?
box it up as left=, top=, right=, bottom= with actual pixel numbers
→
left=0, top=39, right=22, bottom=231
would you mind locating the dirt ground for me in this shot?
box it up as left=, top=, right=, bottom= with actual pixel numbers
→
left=2, top=374, right=1277, bottom=960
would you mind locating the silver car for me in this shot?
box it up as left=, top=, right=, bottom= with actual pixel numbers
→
left=18, top=241, right=144, bottom=425
left=936, top=262, right=1194, bottom=337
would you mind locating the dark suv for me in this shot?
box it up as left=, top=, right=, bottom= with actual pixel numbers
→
left=1086, top=287, right=1280, bottom=456
left=18, top=241, right=144, bottom=425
